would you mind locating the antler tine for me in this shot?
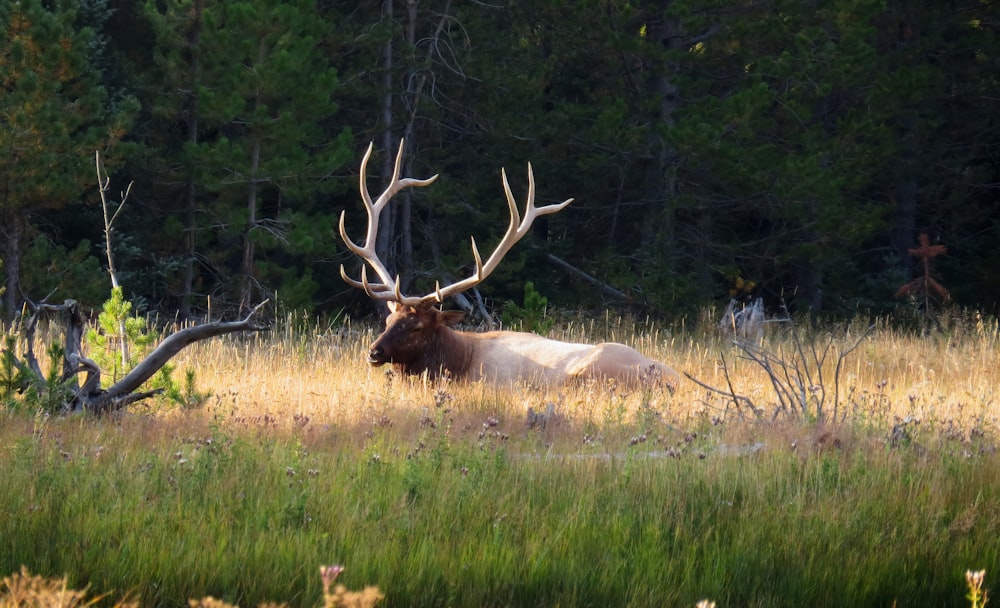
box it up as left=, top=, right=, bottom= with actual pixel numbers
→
left=418, top=163, right=574, bottom=305
left=339, top=265, right=402, bottom=302
left=467, top=236, right=484, bottom=280
left=512, top=162, right=575, bottom=228
left=361, top=266, right=404, bottom=302
left=339, top=139, right=438, bottom=302
left=358, top=141, right=376, bottom=209
left=371, top=139, right=438, bottom=212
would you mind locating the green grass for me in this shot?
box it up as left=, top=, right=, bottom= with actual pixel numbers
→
left=2, top=404, right=998, bottom=607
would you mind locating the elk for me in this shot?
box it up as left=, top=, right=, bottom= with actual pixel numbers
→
left=339, top=141, right=680, bottom=391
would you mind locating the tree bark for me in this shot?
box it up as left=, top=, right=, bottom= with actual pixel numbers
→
left=181, top=0, right=204, bottom=320
left=240, top=138, right=262, bottom=316
left=0, top=208, right=23, bottom=318
left=376, top=0, right=397, bottom=296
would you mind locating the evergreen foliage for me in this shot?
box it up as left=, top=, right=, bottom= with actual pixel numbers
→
left=83, top=287, right=211, bottom=409
left=0, top=0, right=997, bottom=320
left=85, top=286, right=154, bottom=379
left=501, top=281, right=553, bottom=334
left=133, top=0, right=352, bottom=316
left=0, top=0, right=135, bottom=316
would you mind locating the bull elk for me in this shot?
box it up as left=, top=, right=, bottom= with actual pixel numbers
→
left=339, top=141, right=680, bottom=391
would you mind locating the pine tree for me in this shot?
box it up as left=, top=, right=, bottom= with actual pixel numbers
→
left=665, top=0, right=895, bottom=312
left=198, top=0, right=351, bottom=313
left=136, top=0, right=353, bottom=315
left=0, top=0, right=134, bottom=317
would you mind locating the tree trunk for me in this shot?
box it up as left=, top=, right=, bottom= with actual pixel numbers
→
left=181, top=0, right=204, bottom=320
left=182, top=175, right=198, bottom=318
left=0, top=208, right=23, bottom=318
left=375, top=0, right=397, bottom=297
left=891, top=174, right=918, bottom=267
left=638, top=1, right=683, bottom=262
left=95, top=151, right=131, bottom=367
left=397, top=0, right=420, bottom=292
left=240, top=138, right=261, bottom=316
left=791, top=260, right=824, bottom=313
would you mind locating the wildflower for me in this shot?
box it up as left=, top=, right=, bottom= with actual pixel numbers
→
left=320, top=564, right=345, bottom=595
left=967, top=569, right=985, bottom=588
left=966, top=569, right=987, bottom=608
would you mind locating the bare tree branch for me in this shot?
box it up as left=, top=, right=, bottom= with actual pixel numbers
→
left=5, top=299, right=270, bottom=414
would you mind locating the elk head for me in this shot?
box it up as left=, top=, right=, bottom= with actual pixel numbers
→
left=339, top=140, right=574, bottom=369
left=366, top=303, right=465, bottom=367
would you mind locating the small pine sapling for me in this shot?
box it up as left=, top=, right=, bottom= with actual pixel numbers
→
left=501, top=281, right=554, bottom=334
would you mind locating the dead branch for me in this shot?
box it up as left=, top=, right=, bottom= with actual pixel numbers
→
left=683, top=352, right=763, bottom=421
left=687, top=319, right=874, bottom=423
left=107, top=301, right=269, bottom=399
left=6, top=299, right=269, bottom=414
left=95, top=150, right=135, bottom=366
left=544, top=253, right=628, bottom=301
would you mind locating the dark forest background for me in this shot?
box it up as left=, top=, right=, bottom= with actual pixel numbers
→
left=1, top=0, right=997, bottom=324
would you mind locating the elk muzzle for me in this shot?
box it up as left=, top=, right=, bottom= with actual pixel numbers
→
left=367, top=344, right=389, bottom=366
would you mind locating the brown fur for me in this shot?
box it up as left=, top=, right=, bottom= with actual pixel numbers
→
left=368, top=305, right=474, bottom=378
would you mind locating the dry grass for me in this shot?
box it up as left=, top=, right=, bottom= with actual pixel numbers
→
left=0, top=567, right=380, bottom=608
left=159, top=311, right=1000, bottom=450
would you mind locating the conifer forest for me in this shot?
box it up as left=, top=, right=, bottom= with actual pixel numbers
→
left=1, top=0, right=997, bottom=323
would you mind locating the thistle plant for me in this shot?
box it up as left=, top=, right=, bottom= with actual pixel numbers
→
left=0, top=566, right=134, bottom=608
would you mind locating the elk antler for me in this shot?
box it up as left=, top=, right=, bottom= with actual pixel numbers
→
left=339, top=139, right=439, bottom=302
left=425, top=163, right=574, bottom=304
left=339, top=140, right=574, bottom=306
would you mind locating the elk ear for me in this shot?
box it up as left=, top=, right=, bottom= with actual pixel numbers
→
left=387, top=301, right=399, bottom=313
left=439, top=310, right=466, bottom=327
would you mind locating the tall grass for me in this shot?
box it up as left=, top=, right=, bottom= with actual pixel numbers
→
left=2, top=310, right=998, bottom=606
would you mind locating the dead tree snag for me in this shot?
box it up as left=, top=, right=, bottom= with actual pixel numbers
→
left=4, top=299, right=268, bottom=414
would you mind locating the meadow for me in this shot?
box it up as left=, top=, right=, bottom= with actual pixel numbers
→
left=2, top=310, right=999, bottom=607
